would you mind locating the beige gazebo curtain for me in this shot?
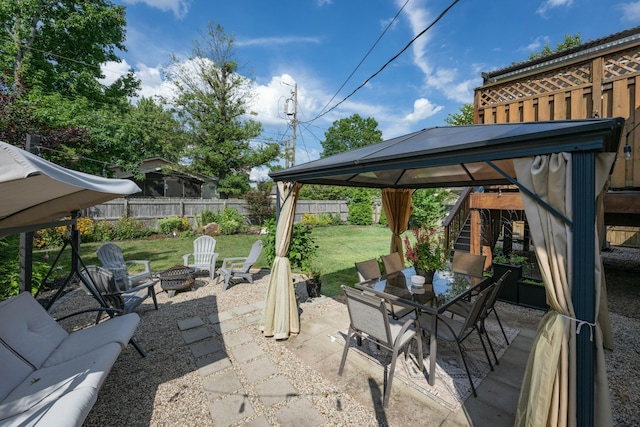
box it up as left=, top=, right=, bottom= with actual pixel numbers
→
left=381, top=188, right=413, bottom=265
left=260, top=181, right=302, bottom=340
left=514, top=153, right=614, bottom=427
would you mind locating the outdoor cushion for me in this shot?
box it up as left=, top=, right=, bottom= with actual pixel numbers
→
left=1, top=386, right=99, bottom=427
left=0, top=341, right=34, bottom=404
left=0, top=343, right=121, bottom=423
left=0, top=293, right=68, bottom=369
left=42, top=314, right=139, bottom=368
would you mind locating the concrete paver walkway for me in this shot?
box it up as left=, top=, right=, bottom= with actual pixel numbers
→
left=178, top=294, right=541, bottom=426
left=178, top=301, right=326, bottom=426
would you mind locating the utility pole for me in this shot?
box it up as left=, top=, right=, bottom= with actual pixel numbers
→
left=285, top=83, right=298, bottom=166
left=285, top=136, right=290, bottom=168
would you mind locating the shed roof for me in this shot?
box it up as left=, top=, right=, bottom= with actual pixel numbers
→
left=269, top=119, right=624, bottom=188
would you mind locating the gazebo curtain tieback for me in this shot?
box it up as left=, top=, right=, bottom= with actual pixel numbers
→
left=559, top=313, right=596, bottom=341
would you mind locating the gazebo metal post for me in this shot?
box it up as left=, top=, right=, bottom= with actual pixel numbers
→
left=573, top=150, right=596, bottom=427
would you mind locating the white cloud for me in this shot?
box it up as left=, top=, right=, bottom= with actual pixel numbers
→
left=236, top=36, right=322, bottom=47
left=403, top=98, right=443, bottom=123
left=250, top=167, right=271, bottom=182
left=520, top=36, right=550, bottom=54
left=100, top=61, right=131, bottom=86
left=100, top=60, right=175, bottom=103
left=536, top=0, right=573, bottom=17
left=121, top=0, right=190, bottom=19
left=619, top=1, right=640, bottom=22
left=316, top=0, right=333, bottom=6
left=397, top=0, right=476, bottom=104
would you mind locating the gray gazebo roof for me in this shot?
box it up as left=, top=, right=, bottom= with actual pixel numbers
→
left=269, top=117, right=624, bottom=427
left=269, top=118, right=623, bottom=188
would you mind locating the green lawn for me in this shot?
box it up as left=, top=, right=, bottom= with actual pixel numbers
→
left=35, top=225, right=395, bottom=298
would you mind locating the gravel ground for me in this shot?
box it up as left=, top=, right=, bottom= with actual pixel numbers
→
left=44, top=247, right=640, bottom=426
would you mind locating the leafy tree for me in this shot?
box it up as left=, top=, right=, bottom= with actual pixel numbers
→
left=217, top=173, right=251, bottom=199
left=163, top=22, right=280, bottom=196
left=321, top=113, right=382, bottom=157
left=444, top=103, right=474, bottom=126
left=244, top=181, right=274, bottom=225
left=0, top=90, right=89, bottom=156
left=529, top=33, right=582, bottom=60
left=298, top=184, right=357, bottom=200
left=0, top=0, right=139, bottom=102
left=410, top=189, right=454, bottom=229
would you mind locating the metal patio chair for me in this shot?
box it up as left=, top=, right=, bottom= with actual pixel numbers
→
left=339, top=285, right=424, bottom=407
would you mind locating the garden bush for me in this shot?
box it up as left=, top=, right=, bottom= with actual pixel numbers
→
left=348, top=188, right=373, bottom=226
left=0, top=235, right=48, bottom=300
left=200, top=209, right=217, bottom=225
left=263, top=218, right=318, bottom=273
left=158, top=216, right=191, bottom=235
left=112, top=216, right=152, bottom=240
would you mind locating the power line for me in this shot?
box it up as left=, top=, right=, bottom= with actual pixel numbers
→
left=316, top=0, right=411, bottom=119
left=308, top=0, right=460, bottom=124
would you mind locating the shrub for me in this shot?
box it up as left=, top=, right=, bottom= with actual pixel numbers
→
left=113, top=216, right=150, bottom=240
left=348, top=188, right=373, bottom=226
left=263, top=218, right=318, bottom=273
left=379, top=207, right=388, bottom=226
left=157, top=216, right=190, bottom=235
left=34, top=225, right=67, bottom=249
left=200, top=209, right=217, bottom=225
left=217, top=207, right=248, bottom=235
left=76, top=217, right=95, bottom=237
left=91, top=221, right=115, bottom=241
left=0, top=236, right=47, bottom=300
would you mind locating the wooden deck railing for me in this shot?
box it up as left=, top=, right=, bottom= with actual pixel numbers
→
left=443, top=187, right=472, bottom=253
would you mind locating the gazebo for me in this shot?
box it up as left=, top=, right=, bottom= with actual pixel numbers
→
left=262, top=118, right=624, bottom=427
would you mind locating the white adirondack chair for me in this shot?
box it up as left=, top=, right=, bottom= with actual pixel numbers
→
left=183, top=235, right=219, bottom=280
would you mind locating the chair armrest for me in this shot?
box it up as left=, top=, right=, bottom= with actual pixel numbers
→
left=221, top=257, right=247, bottom=268
left=127, top=280, right=156, bottom=293
left=126, top=260, right=152, bottom=275
left=183, top=253, right=193, bottom=265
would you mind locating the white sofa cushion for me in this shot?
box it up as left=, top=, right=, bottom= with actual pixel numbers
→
left=0, top=293, right=67, bottom=369
left=0, top=342, right=121, bottom=423
left=42, top=313, right=139, bottom=368
left=0, top=386, right=98, bottom=427
left=0, top=341, right=34, bottom=403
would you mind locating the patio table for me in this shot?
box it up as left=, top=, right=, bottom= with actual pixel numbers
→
left=355, top=267, right=490, bottom=386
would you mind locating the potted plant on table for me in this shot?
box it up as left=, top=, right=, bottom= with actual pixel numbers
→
left=404, top=226, right=447, bottom=284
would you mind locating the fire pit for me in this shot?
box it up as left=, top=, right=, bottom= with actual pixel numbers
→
left=159, top=265, right=196, bottom=297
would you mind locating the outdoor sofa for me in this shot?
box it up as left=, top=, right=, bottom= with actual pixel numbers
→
left=0, top=292, right=140, bottom=426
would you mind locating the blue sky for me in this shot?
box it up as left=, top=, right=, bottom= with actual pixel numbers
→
left=105, top=0, right=640, bottom=176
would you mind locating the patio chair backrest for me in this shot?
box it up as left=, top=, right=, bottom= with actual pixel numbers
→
left=96, top=243, right=130, bottom=287
left=452, top=251, right=486, bottom=277
left=483, top=270, right=511, bottom=317
left=381, top=252, right=404, bottom=274
left=192, top=236, right=217, bottom=265
left=81, top=265, right=126, bottom=311
left=245, top=240, right=263, bottom=268
left=342, top=285, right=392, bottom=346
left=458, top=284, right=494, bottom=335
left=355, top=259, right=382, bottom=282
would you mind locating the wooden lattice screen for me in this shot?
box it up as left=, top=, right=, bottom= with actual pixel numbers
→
left=475, top=45, right=640, bottom=189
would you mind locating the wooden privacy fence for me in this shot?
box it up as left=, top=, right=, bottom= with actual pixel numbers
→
left=82, top=198, right=349, bottom=227
left=475, top=43, right=640, bottom=189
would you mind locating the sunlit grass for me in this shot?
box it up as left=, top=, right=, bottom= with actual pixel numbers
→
left=34, top=225, right=395, bottom=298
